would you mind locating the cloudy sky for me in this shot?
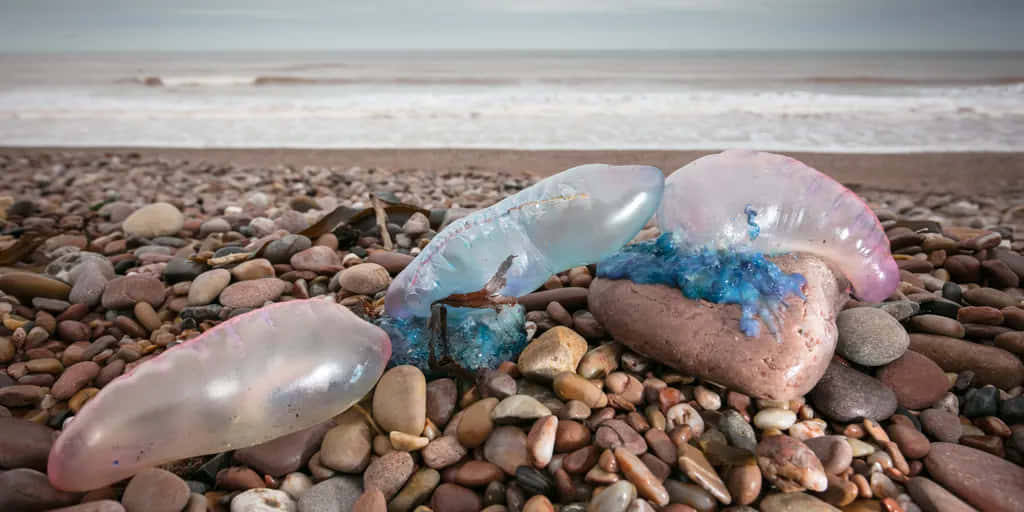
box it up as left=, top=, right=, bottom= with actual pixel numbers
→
left=1, top=0, right=1022, bottom=52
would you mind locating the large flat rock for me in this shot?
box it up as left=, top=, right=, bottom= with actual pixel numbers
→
left=590, top=254, right=847, bottom=400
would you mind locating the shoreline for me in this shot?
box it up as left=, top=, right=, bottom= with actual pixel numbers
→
left=2, top=146, right=1023, bottom=196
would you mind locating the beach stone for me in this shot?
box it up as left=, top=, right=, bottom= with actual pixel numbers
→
left=677, top=443, right=730, bottom=504
left=944, top=255, right=981, bottom=283
left=875, top=350, right=948, bottom=409
left=459, top=397, right=499, bottom=448
left=962, top=385, right=999, bottom=417
left=0, top=468, right=80, bottom=511
left=517, top=326, right=588, bottom=382
left=265, top=235, right=312, bottom=264
left=352, top=488, right=386, bottom=512
left=52, top=361, right=100, bottom=400
left=0, top=271, right=71, bottom=301
left=290, top=246, right=342, bottom=273
left=802, top=436, right=852, bottom=475
left=453, top=460, right=504, bottom=487
left=759, top=492, right=839, bottom=512
left=957, top=305, right=1003, bottom=325
left=983, top=259, right=1021, bottom=288
left=216, top=466, right=265, bottom=490
left=527, top=415, right=558, bottom=468
left=102, top=275, right=165, bottom=310
left=755, top=434, right=828, bottom=492
left=431, top=483, right=482, bottom=512
left=0, top=416, right=55, bottom=471
left=876, top=300, right=918, bottom=321
left=1002, top=395, right=1024, bottom=423
left=753, top=408, right=796, bottom=430
left=423, top=435, right=467, bottom=469
left=219, top=278, right=287, bottom=308
left=808, top=361, right=897, bottom=422
left=122, top=467, right=190, bottom=512
left=590, top=254, right=845, bottom=401
left=231, top=258, right=275, bottom=281
left=234, top=421, right=332, bottom=477
left=163, top=257, right=207, bottom=283
left=553, top=372, right=606, bottom=408
left=925, top=442, right=1024, bottom=511
left=995, top=331, right=1024, bottom=354
left=122, top=202, right=184, bottom=237
left=589, top=480, right=637, bottom=512
left=919, top=408, right=962, bottom=442
left=373, top=365, right=426, bottom=436
left=231, top=488, right=296, bottom=512
left=725, top=462, right=761, bottom=506
left=297, top=476, right=362, bottom=512
left=718, top=409, right=757, bottom=452
left=963, top=287, right=1019, bottom=309
left=49, top=501, right=126, bottom=512
left=57, top=320, right=91, bottom=342
left=908, top=333, right=1024, bottom=388
left=887, top=423, right=930, bottom=459
left=363, top=451, right=414, bottom=500
left=484, top=426, right=530, bottom=475
left=663, top=480, right=716, bottom=512
left=426, top=378, right=457, bottom=427
left=366, top=250, right=414, bottom=274
left=906, top=477, right=976, bottom=512
left=615, top=447, right=669, bottom=506
left=906, top=314, right=965, bottom=338
left=339, top=263, right=391, bottom=295
left=836, top=307, right=909, bottom=366
left=0, top=384, right=47, bottom=407
left=492, top=395, right=551, bottom=423
left=320, top=411, right=372, bottom=473
left=69, top=264, right=108, bottom=306
left=389, top=468, right=439, bottom=512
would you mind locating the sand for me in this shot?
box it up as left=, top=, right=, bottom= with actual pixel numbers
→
left=1, top=147, right=1022, bottom=197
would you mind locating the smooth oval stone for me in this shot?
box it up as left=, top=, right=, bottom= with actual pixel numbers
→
left=0, top=468, right=80, bottom=511
left=875, top=350, right=949, bottom=410
left=906, top=476, right=976, bottom=512
left=802, top=436, right=852, bottom=475
left=587, top=480, right=636, bottom=512
left=906, top=314, right=965, bottom=338
left=759, top=492, right=839, bottom=512
left=836, top=307, right=909, bottom=366
left=231, top=488, right=296, bottom=512
left=808, top=361, right=897, bottom=423
left=908, top=333, right=1024, bottom=389
left=372, top=365, right=427, bottom=436
left=122, top=202, right=184, bottom=238
left=121, top=467, right=190, bottom=512
left=0, top=271, right=71, bottom=301
left=297, top=476, right=362, bottom=512
left=0, top=416, right=56, bottom=471
left=590, top=254, right=846, bottom=401
left=755, top=434, right=827, bottom=493
left=924, top=442, right=1024, bottom=511
left=218, top=278, right=287, bottom=308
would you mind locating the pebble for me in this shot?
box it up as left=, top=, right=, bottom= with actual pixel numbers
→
left=163, top=257, right=207, bottom=283
left=0, top=468, right=80, bottom=511
left=373, top=365, right=427, bottom=436
left=556, top=420, right=592, bottom=453
left=231, top=489, right=296, bottom=512
left=886, top=423, right=930, bottom=459
left=483, top=426, right=529, bottom=474
left=363, top=451, right=415, bottom=500
left=725, top=462, right=762, bottom=506
left=49, top=501, right=127, bottom=512
left=431, top=483, right=482, bottom=512
left=121, top=468, right=190, bottom=512
left=875, top=350, right=949, bottom=409
left=677, top=443, right=731, bottom=504
left=759, top=492, right=840, bottom=512
left=836, top=307, right=909, bottom=366
left=802, top=436, right=853, bottom=475
left=906, top=314, right=965, bottom=338
left=527, top=415, right=558, bottom=468
left=389, top=468, right=440, bottom=512
left=517, top=326, right=589, bottom=381
left=0, top=384, right=47, bottom=407
left=426, top=378, right=458, bottom=428
left=587, top=480, right=636, bottom=512
left=753, top=408, right=797, bottom=430
left=101, top=275, right=166, bottom=310
left=718, top=409, right=758, bottom=452
left=755, top=434, right=828, bottom=492
left=51, top=361, right=100, bottom=400
left=121, top=202, right=184, bottom=237
left=925, top=442, right=1024, bottom=511
left=366, top=250, right=414, bottom=274
left=454, top=460, right=505, bottom=487
left=906, top=476, right=977, bottom=512
left=69, top=264, right=108, bottom=306
left=296, top=476, right=362, bottom=512
left=614, top=447, right=669, bottom=505
left=808, top=361, right=898, bottom=422
left=339, top=263, right=391, bottom=294
left=553, top=371, right=606, bottom=408
left=963, top=287, right=1019, bottom=309
left=216, top=466, right=265, bottom=490
left=421, top=435, right=466, bottom=470
left=290, top=246, right=342, bottom=273
left=909, top=333, right=1024, bottom=388
left=663, top=480, right=716, bottom=512
left=279, top=473, right=313, bottom=499
left=352, top=488, right=387, bottom=512
left=919, top=408, right=963, bottom=443
left=218, top=277, right=287, bottom=308
left=492, top=395, right=551, bottom=423
left=458, top=397, right=499, bottom=448
left=265, top=235, right=312, bottom=264
left=320, top=411, right=372, bottom=472
left=0, top=271, right=72, bottom=301
left=0, top=416, right=55, bottom=471
left=961, top=385, right=999, bottom=417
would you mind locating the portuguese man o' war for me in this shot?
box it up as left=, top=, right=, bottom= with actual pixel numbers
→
left=48, top=298, right=391, bottom=491
left=656, top=149, right=899, bottom=303
left=599, top=150, right=897, bottom=337
left=385, top=163, right=665, bottom=319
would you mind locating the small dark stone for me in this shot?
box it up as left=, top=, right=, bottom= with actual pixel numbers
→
left=1000, top=396, right=1024, bottom=424
left=941, top=282, right=962, bottom=303
left=264, top=234, right=312, bottom=264
left=917, top=300, right=960, bottom=319
left=193, top=452, right=230, bottom=482
left=212, top=246, right=246, bottom=258
left=515, top=465, right=554, bottom=497
left=113, top=259, right=136, bottom=274
left=953, top=371, right=975, bottom=392
left=186, top=480, right=209, bottom=494
left=181, top=304, right=224, bottom=322
left=484, top=481, right=507, bottom=506
left=962, top=386, right=999, bottom=418
left=164, top=257, right=208, bottom=283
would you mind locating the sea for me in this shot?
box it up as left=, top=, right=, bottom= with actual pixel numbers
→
left=0, top=51, right=1022, bottom=152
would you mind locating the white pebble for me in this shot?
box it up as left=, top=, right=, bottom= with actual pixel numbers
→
left=278, top=472, right=313, bottom=500
left=753, top=408, right=796, bottom=430
left=231, top=488, right=296, bottom=512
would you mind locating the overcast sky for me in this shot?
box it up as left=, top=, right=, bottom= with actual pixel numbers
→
left=1, top=0, right=1022, bottom=52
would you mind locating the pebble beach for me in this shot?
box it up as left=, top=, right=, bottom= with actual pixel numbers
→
left=2, top=148, right=1024, bottom=512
